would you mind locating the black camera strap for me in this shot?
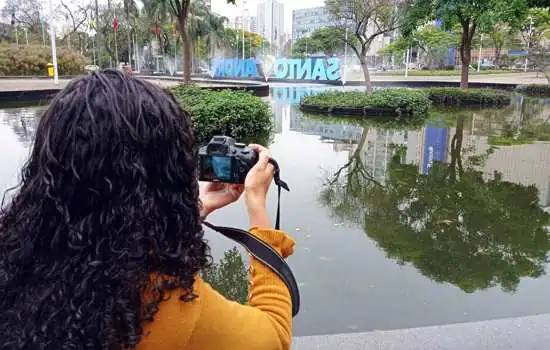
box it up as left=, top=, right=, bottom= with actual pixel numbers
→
left=203, top=159, right=299, bottom=317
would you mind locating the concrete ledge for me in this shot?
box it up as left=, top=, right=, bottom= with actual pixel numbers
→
left=0, top=77, right=270, bottom=104
left=203, top=76, right=519, bottom=90
left=0, top=89, right=60, bottom=104
left=293, top=313, right=550, bottom=350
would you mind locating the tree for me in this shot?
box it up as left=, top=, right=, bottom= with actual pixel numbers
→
left=405, top=0, right=528, bottom=90
left=522, top=8, right=550, bottom=82
left=1, top=0, right=42, bottom=34
left=320, top=115, right=550, bottom=293
left=379, top=24, right=458, bottom=68
left=326, top=0, right=411, bottom=93
left=188, top=1, right=227, bottom=62
left=97, top=4, right=134, bottom=67
left=59, top=0, right=89, bottom=52
left=485, top=23, right=518, bottom=65
left=222, top=28, right=266, bottom=58
left=143, top=0, right=235, bottom=84
left=292, top=26, right=354, bottom=57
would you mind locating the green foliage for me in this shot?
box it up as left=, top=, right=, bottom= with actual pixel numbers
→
left=202, top=247, right=248, bottom=304
left=0, top=44, right=88, bottom=76
left=404, top=0, right=529, bottom=88
left=489, top=119, right=550, bottom=145
left=301, top=89, right=431, bottom=119
left=516, top=84, right=550, bottom=96
left=380, top=25, right=458, bottom=68
left=292, top=27, right=357, bottom=57
left=425, top=88, right=512, bottom=107
left=223, top=28, right=266, bottom=57
left=171, top=85, right=272, bottom=145
left=489, top=135, right=535, bottom=145
left=377, top=69, right=514, bottom=76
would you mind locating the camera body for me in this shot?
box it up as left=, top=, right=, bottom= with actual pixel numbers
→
left=198, top=136, right=258, bottom=184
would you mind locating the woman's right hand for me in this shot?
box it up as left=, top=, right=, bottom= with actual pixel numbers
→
left=244, top=144, right=275, bottom=228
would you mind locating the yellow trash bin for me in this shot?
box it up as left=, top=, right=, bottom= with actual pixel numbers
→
left=47, top=63, right=54, bottom=78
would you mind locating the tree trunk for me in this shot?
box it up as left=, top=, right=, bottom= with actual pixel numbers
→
left=495, top=47, right=502, bottom=66
left=450, top=114, right=465, bottom=181
left=179, top=18, right=192, bottom=84
left=360, top=54, right=373, bottom=94
left=460, top=26, right=472, bottom=91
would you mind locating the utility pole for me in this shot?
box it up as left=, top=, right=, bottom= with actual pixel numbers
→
left=477, top=34, right=483, bottom=72
left=124, top=0, right=132, bottom=68
left=41, top=16, right=46, bottom=46
left=48, top=0, right=59, bottom=84
left=242, top=0, right=246, bottom=59
left=95, top=0, right=102, bottom=68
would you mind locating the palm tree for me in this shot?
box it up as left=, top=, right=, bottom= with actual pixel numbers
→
left=188, top=1, right=227, bottom=66
left=142, top=0, right=235, bottom=83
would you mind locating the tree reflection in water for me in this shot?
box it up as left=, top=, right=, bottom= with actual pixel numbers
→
left=202, top=247, right=249, bottom=304
left=320, top=113, right=550, bottom=293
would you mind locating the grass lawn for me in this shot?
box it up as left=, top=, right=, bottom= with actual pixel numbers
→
left=374, top=69, right=522, bottom=76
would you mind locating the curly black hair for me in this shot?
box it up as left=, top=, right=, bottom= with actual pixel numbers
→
left=0, top=70, right=211, bottom=349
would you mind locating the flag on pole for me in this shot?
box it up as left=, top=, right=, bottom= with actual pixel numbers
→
left=113, top=15, right=118, bottom=32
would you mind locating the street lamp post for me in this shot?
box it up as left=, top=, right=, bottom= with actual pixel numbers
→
left=524, top=16, right=534, bottom=72
left=48, top=0, right=59, bottom=84
left=343, top=27, right=348, bottom=85
left=477, top=33, right=483, bottom=72
left=405, top=47, right=410, bottom=78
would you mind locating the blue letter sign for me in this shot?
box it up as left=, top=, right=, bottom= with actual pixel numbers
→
left=211, top=57, right=341, bottom=81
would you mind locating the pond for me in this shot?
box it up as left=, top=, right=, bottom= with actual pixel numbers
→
left=1, top=86, right=550, bottom=337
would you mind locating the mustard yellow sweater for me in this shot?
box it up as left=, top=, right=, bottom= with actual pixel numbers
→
left=137, top=227, right=296, bottom=350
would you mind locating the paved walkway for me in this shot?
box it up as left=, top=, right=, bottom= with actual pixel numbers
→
left=293, top=313, right=550, bottom=350
left=0, top=78, right=188, bottom=92
left=365, top=72, right=548, bottom=85
left=0, top=72, right=547, bottom=93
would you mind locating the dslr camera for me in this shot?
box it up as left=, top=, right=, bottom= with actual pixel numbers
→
left=198, top=136, right=258, bottom=184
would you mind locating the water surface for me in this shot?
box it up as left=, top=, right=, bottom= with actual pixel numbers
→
left=1, top=87, right=549, bottom=337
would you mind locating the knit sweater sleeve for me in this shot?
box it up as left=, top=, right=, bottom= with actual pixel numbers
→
left=185, top=227, right=296, bottom=350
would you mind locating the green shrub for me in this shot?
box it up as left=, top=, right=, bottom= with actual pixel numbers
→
left=515, top=84, right=550, bottom=97
left=300, top=89, right=431, bottom=119
left=0, top=44, right=88, bottom=76
left=171, top=85, right=272, bottom=145
left=426, top=88, right=511, bottom=107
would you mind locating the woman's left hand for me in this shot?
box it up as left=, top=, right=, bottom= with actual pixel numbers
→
left=199, top=182, right=245, bottom=219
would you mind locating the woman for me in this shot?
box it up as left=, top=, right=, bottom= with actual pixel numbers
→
left=0, top=70, right=295, bottom=349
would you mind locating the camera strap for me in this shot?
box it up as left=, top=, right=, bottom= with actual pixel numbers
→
left=203, top=159, right=299, bottom=317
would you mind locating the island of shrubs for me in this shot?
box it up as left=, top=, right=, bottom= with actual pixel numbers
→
left=300, top=87, right=513, bottom=119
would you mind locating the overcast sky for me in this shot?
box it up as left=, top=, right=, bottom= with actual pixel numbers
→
left=1, top=0, right=325, bottom=34
left=213, top=0, right=325, bottom=33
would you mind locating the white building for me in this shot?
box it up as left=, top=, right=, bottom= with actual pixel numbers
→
left=292, top=6, right=339, bottom=43
left=257, top=0, right=285, bottom=53
left=229, top=15, right=258, bottom=34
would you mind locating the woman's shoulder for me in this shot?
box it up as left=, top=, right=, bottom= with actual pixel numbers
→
left=249, top=227, right=296, bottom=258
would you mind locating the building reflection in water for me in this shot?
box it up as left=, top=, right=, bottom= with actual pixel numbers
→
left=272, top=88, right=550, bottom=208
left=307, top=94, right=550, bottom=294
